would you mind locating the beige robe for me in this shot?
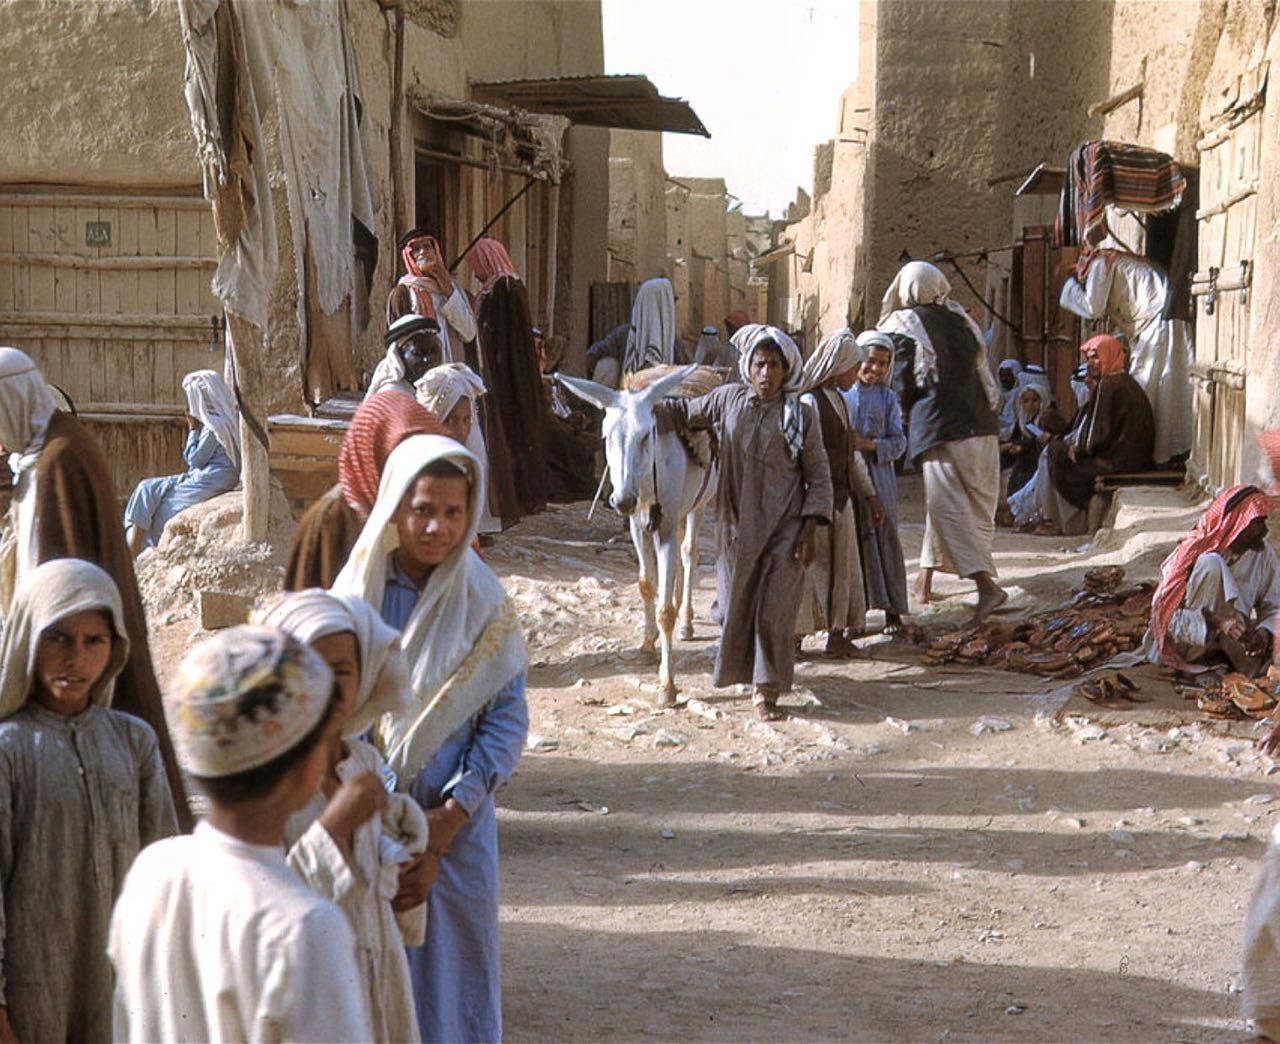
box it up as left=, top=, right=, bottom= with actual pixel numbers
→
left=671, top=384, right=833, bottom=691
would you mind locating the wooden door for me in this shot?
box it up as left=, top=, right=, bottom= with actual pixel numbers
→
left=0, top=186, right=223, bottom=495
left=1018, top=225, right=1081, bottom=419
left=1190, top=64, right=1265, bottom=491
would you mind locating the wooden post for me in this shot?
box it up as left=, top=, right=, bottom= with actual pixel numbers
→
left=224, top=312, right=270, bottom=542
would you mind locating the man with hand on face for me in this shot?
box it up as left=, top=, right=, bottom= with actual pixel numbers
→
left=658, top=325, right=832, bottom=720
left=386, top=229, right=478, bottom=363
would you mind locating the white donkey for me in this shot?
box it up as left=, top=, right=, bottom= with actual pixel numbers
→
left=560, top=366, right=719, bottom=703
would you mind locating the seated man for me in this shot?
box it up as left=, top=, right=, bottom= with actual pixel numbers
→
left=1147, top=483, right=1278, bottom=673
left=1019, top=335, right=1154, bottom=535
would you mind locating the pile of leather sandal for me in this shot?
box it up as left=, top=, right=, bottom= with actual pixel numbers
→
left=920, top=568, right=1153, bottom=679
left=1074, top=671, right=1151, bottom=707
left=1192, top=668, right=1280, bottom=720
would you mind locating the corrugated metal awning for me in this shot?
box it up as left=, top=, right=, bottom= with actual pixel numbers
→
left=470, top=75, right=709, bottom=137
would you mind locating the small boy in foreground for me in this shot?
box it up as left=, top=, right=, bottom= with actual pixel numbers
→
left=108, top=626, right=373, bottom=1042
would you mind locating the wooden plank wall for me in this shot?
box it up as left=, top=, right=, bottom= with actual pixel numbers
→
left=1192, top=84, right=1260, bottom=491
left=0, top=188, right=225, bottom=497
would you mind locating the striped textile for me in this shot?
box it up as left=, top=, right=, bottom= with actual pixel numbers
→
left=1056, top=140, right=1187, bottom=276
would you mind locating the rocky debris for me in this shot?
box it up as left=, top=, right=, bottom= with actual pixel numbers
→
left=919, top=569, right=1152, bottom=678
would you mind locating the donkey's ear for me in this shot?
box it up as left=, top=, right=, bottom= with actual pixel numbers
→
left=557, top=374, right=621, bottom=412
left=635, top=365, right=697, bottom=404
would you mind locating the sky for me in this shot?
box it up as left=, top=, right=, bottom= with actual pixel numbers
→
left=601, top=0, right=860, bottom=217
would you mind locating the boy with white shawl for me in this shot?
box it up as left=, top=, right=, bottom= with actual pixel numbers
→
left=258, top=589, right=429, bottom=1044
left=0, top=559, right=177, bottom=1043
left=878, top=261, right=1006, bottom=620
left=796, top=330, right=883, bottom=654
left=124, top=368, right=240, bottom=554
left=332, top=434, right=527, bottom=1044
left=658, top=325, right=833, bottom=719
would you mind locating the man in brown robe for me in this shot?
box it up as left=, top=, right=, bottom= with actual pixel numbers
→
left=663, top=326, right=832, bottom=720
left=1046, top=334, right=1155, bottom=525
left=0, top=348, right=192, bottom=828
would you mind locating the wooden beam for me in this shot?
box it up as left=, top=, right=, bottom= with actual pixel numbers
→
left=0, top=253, right=215, bottom=270
left=1089, top=82, right=1144, bottom=117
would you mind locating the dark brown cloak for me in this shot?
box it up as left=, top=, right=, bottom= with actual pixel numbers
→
left=284, top=483, right=362, bottom=590
left=474, top=275, right=548, bottom=515
left=1048, top=372, right=1155, bottom=508
left=34, top=411, right=192, bottom=829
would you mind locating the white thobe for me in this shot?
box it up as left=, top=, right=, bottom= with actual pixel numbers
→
left=1059, top=254, right=1194, bottom=464
left=1157, top=546, right=1280, bottom=662
left=109, top=821, right=372, bottom=1043
left=285, top=739, right=428, bottom=1044
left=434, top=285, right=477, bottom=363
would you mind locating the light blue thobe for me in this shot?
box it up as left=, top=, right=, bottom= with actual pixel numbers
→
left=842, top=382, right=910, bottom=616
left=123, top=427, right=238, bottom=546
left=382, top=554, right=528, bottom=1044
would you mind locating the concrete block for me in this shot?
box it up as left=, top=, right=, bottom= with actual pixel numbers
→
left=200, top=590, right=252, bottom=631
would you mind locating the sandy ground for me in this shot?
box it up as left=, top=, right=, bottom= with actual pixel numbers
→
left=142, top=476, right=1274, bottom=1042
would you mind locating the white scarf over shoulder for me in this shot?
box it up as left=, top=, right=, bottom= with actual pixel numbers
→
left=332, top=434, right=526, bottom=781
left=877, top=261, right=998, bottom=410
left=183, top=369, right=241, bottom=468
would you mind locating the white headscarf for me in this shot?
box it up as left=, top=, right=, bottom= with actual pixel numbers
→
left=415, top=362, right=491, bottom=498
left=876, top=261, right=995, bottom=403
left=255, top=588, right=412, bottom=740
left=182, top=369, right=241, bottom=468
left=997, top=359, right=1024, bottom=439
left=0, top=347, right=58, bottom=476
left=623, top=277, right=677, bottom=374
left=0, top=558, right=129, bottom=720
left=366, top=346, right=411, bottom=399
left=1013, top=367, right=1052, bottom=434
left=733, top=324, right=807, bottom=461
left=415, top=362, right=486, bottom=421
left=855, top=330, right=896, bottom=385
left=332, top=434, right=526, bottom=780
left=802, top=328, right=863, bottom=391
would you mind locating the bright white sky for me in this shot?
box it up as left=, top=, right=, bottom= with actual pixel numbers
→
left=601, top=0, right=859, bottom=217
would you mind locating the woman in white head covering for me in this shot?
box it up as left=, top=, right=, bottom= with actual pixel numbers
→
left=257, top=589, right=426, bottom=1044
left=623, top=277, right=677, bottom=374
left=123, top=369, right=241, bottom=554
left=657, top=324, right=834, bottom=719
left=0, top=559, right=177, bottom=1043
left=795, top=330, right=883, bottom=655
left=332, top=433, right=527, bottom=1044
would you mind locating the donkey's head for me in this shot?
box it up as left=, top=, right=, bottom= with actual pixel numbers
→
left=558, top=367, right=693, bottom=517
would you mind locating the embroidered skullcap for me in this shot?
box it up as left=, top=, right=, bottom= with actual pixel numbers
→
left=165, top=625, right=334, bottom=777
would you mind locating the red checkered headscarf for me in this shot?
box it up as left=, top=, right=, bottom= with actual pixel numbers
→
left=1148, top=483, right=1276, bottom=667
left=465, top=237, right=517, bottom=296
left=339, top=392, right=444, bottom=515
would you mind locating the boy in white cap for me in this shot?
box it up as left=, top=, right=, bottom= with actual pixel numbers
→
left=108, top=626, right=374, bottom=1043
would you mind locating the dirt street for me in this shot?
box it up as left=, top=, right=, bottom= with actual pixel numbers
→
left=139, top=477, right=1268, bottom=1042
left=484, top=478, right=1267, bottom=1043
